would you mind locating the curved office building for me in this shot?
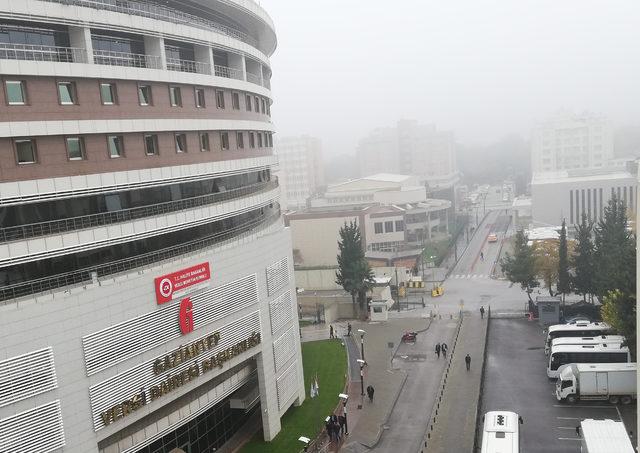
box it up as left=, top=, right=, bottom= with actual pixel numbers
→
left=0, top=1, right=305, bottom=452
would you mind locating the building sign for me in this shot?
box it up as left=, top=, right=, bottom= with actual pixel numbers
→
left=98, top=331, right=261, bottom=427
left=179, top=298, right=194, bottom=335
left=154, top=262, right=211, bottom=305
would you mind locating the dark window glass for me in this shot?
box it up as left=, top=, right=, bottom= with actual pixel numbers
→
left=15, top=139, right=36, bottom=164
left=66, top=137, right=85, bottom=160
left=175, top=133, right=188, bottom=153
left=236, top=132, right=244, bottom=149
left=169, top=86, right=182, bottom=107
left=199, top=133, right=210, bottom=152
left=384, top=221, right=394, bottom=233
left=107, top=135, right=124, bottom=158
left=395, top=220, right=404, bottom=232
left=248, top=132, right=255, bottom=148
left=100, top=83, right=116, bottom=104
left=138, top=85, right=152, bottom=105
left=91, top=30, right=144, bottom=54
left=374, top=222, right=383, bottom=234
left=245, top=94, right=251, bottom=111
left=144, top=134, right=158, bottom=155
left=5, top=80, right=26, bottom=104
left=220, top=132, right=229, bottom=150
left=58, top=82, right=76, bottom=104
left=216, top=90, right=225, bottom=109
left=232, top=92, right=240, bottom=110
left=195, top=88, right=206, bottom=108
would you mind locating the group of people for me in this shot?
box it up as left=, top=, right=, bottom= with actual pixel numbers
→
left=434, top=342, right=449, bottom=358
left=329, top=322, right=353, bottom=339
left=325, top=413, right=347, bottom=443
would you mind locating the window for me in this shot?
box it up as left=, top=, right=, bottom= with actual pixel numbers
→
left=195, top=88, right=206, bottom=108
left=138, top=84, right=152, bottom=106
left=175, top=133, right=188, bottom=153
left=232, top=92, right=240, bottom=110
left=100, top=83, right=117, bottom=105
left=15, top=139, right=37, bottom=164
left=249, top=132, right=255, bottom=148
left=220, top=132, right=229, bottom=150
left=257, top=132, right=263, bottom=147
left=215, top=90, right=225, bottom=109
left=374, top=222, right=383, bottom=234
left=57, top=81, right=76, bottom=105
left=66, top=136, right=85, bottom=160
left=107, top=135, right=124, bottom=158
left=395, top=220, right=404, bottom=232
left=169, top=86, right=182, bottom=107
left=266, top=101, right=271, bottom=116
left=5, top=80, right=26, bottom=105
left=144, top=134, right=158, bottom=155
left=254, top=96, right=260, bottom=112
left=245, top=94, right=252, bottom=111
left=236, top=132, right=244, bottom=149
left=261, top=98, right=266, bottom=114
left=384, top=221, right=394, bottom=233
left=199, top=132, right=210, bottom=152
left=268, top=133, right=273, bottom=147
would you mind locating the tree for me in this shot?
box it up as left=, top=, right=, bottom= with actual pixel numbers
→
left=572, top=213, right=595, bottom=302
left=557, top=220, right=571, bottom=302
left=601, top=290, right=636, bottom=358
left=500, top=230, right=539, bottom=302
left=532, top=239, right=559, bottom=296
left=335, top=221, right=374, bottom=316
left=593, top=196, right=636, bottom=299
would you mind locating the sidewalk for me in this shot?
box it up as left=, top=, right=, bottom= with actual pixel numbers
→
left=423, top=312, right=489, bottom=453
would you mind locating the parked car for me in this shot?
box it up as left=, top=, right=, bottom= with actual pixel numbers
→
left=488, top=234, right=498, bottom=243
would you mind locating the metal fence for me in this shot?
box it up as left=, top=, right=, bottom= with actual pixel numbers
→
left=166, top=58, right=211, bottom=75
left=0, top=43, right=85, bottom=63
left=93, top=49, right=161, bottom=69
left=0, top=180, right=277, bottom=243
left=0, top=209, right=281, bottom=303
left=44, top=0, right=258, bottom=48
left=214, top=64, right=244, bottom=80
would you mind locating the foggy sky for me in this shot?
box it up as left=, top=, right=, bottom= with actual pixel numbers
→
left=258, top=0, right=640, bottom=157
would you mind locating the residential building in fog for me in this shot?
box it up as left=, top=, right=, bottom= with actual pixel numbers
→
left=275, top=135, right=324, bottom=209
left=531, top=112, right=613, bottom=174
left=356, top=120, right=459, bottom=206
left=0, top=2, right=305, bottom=452
left=287, top=174, right=450, bottom=268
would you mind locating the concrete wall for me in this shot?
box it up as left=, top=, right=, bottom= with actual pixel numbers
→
left=294, top=269, right=341, bottom=291
left=289, top=215, right=357, bottom=267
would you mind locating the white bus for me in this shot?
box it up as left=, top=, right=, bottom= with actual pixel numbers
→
left=544, top=322, right=611, bottom=354
left=547, top=335, right=625, bottom=356
left=480, top=411, right=522, bottom=453
left=547, top=344, right=630, bottom=378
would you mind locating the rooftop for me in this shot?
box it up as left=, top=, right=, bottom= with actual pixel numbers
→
left=532, top=169, right=635, bottom=185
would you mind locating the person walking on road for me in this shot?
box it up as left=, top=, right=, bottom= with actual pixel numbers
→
left=329, top=325, right=334, bottom=339
left=480, top=251, right=484, bottom=261
left=465, top=353, right=471, bottom=371
left=347, top=322, right=352, bottom=336
left=480, top=306, right=485, bottom=319
left=441, top=343, right=448, bottom=359
left=435, top=343, right=441, bottom=358
left=367, top=385, right=375, bottom=403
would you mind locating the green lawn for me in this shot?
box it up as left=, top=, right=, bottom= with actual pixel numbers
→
left=298, top=319, right=314, bottom=328
left=240, top=340, right=347, bottom=453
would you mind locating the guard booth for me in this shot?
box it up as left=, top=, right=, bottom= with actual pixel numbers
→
left=370, top=301, right=389, bottom=321
left=535, top=296, right=561, bottom=326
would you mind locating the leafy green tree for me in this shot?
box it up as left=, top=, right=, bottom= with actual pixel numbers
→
left=335, top=221, right=374, bottom=315
left=557, top=220, right=571, bottom=302
left=593, top=196, right=636, bottom=299
left=500, top=230, right=539, bottom=302
left=572, top=213, right=595, bottom=302
left=601, top=290, right=636, bottom=357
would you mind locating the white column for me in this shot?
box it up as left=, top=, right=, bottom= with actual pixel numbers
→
left=255, top=352, right=282, bottom=441
left=68, top=26, right=93, bottom=64
left=194, top=44, right=214, bottom=75
left=143, top=36, right=166, bottom=70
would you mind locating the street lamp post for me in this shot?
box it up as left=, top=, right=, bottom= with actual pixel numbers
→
left=357, top=329, right=366, bottom=362
left=357, top=359, right=365, bottom=396
left=339, top=393, right=349, bottom=435
left=298, top=436, right=310, bottom=452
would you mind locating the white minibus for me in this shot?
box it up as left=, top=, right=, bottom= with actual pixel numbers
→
left=546, top=335, right=625, bottom=356
left=544, top=322, right=611, bottom=354
left=480, top=411, right=522, bottom=453
left=547, top=344, right=630, bottom=378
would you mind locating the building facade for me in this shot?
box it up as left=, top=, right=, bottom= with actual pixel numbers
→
left=531, top=168, right=637, bottom=227
left=356, top=120, right=459, bottom=207
left=531, top=112, right=614, bottom=174
left=0, top=2, right=305, bottom=453
left=275, top=135, right=324, bottom=210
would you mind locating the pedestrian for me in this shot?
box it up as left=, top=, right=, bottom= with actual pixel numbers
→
left=480, top=251, right=484, bottom=261
left=347, top=322, right=352, bottom=336
left=367, top=385, right=375, bottom=402
left=339, top=414, right=346, bottom=437
left=334, top=419, right=342, bottom=441
left=435, top=342, right=441, bottom=358
left=465, top=353, right=471, bottom=371
left=480, top=305, right=485, bottom=319
left=441, top=343, right=448, bottom=358
left=329, top=325, right=334, bottom=339
left=325, top=418, right=334, bottom=442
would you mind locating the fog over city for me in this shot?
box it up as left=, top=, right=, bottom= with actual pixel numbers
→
left=261, top=0, right=640, bottom=157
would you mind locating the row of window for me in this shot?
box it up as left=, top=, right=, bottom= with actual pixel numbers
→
left=373, top=220, right=405, bottom=234
left=12, top=130, right=274, bottom=164
left=3, top=79, right=271, bottom=114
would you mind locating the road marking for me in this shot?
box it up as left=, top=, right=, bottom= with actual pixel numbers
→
left=553, top=405, right=615, bottom=409
left=557, top=427, right=577, bottom=430
left=615, top=406, right=623, bottom=422
left=557, top=416, right=581, bottom=420
left=558, top=438, right=581, bottom=441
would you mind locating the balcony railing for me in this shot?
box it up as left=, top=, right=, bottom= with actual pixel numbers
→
left=93, top=49, right=161, bottom=69
left=44, top=0, right=259, bottom=48
left=214, top=65, right=244, bottom=81
left=0, top=208, right=281, bottom=304
left=0, top=43, right=86, bottom=63
left=245, top=72, right=261, bottom=85
left=0, top=180, right=278, bottom=243
left=167, top=58, right=210, bottom=74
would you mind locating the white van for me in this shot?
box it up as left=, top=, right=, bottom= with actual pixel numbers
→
left=547, top=335, right=625, bottom=356
left=480, top=411, right=522, bottom=453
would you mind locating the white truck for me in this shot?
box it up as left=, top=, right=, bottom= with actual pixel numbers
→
left=556, top=363, right=636, bottom=404
left=579, top=419, right=634, bottom=453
